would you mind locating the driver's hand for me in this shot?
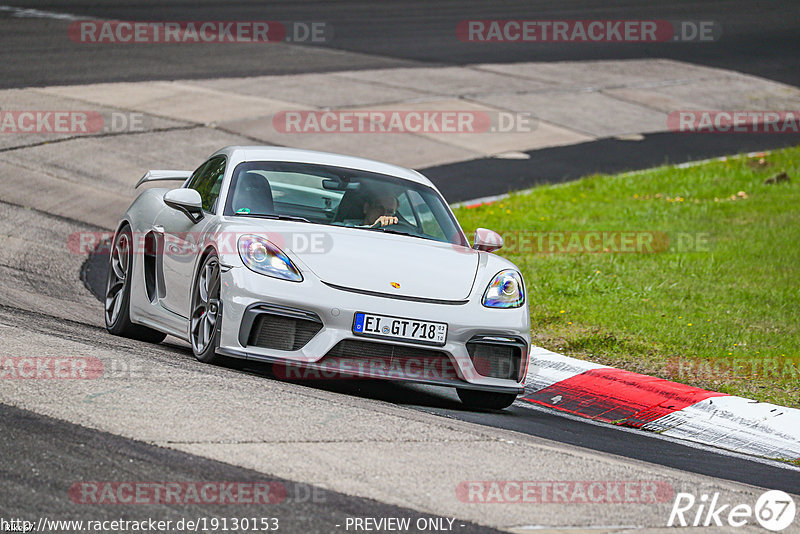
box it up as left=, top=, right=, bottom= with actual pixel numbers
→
left=371, top=215, right=399, bottom=227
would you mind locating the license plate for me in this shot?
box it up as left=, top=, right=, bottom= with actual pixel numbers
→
left=353, top=312, right=447, bottom=346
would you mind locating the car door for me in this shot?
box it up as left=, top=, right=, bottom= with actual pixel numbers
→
left=157, top=156, right=226, bottom=318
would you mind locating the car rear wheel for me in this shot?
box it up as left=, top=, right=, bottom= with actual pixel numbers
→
left=105, top=226, right=167, bottom=343
left=190, top=252, right=223, bottom=364
left=457, top=388, right=517, bottom=410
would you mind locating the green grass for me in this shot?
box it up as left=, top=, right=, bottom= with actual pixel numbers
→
left=453, top=146, right=800, bottom=407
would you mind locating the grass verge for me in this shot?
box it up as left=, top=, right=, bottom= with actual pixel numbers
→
left=453, top=146, right=800, bottom=407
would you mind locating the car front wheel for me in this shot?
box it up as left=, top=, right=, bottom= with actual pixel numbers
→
left=190, top=252, right=223, bottom=364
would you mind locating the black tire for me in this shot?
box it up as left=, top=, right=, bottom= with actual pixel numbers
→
left=105, top=226, right=167, bottom=343
left=189, top=252, right=223, bottom=364
left=457, top=388, right=518, bottom=410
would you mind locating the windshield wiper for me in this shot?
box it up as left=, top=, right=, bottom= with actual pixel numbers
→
left=245, top=214, right=314, bottom=223
left=367, top=227, right=427, bottom=240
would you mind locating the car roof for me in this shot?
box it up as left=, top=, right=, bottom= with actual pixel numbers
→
left=212, top=146, right=435, bottom=187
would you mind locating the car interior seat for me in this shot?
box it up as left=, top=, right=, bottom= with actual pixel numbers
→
left=232, top=171, right=274, bottom=215
left=332, top=189, right=367, bottom=223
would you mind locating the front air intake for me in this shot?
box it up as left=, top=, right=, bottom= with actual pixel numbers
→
left=466, top=340, right=521, bottom=380
left=319, top=339, right=462, bottom=382
left=247, top=314, right=322, bottom=351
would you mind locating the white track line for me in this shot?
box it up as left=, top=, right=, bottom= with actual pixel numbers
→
left=0, top=5, right=87, bottom=21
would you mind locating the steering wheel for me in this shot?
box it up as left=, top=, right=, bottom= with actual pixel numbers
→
left=370, top=218, right=417, bottom=232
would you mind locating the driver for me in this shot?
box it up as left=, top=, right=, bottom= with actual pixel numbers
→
left=362, top=188, right=399, bottom=227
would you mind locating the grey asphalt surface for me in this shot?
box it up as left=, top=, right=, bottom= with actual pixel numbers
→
left=425, top=131, right=800, bottom=202
left=3, top=1, right=798, bottom=202
left=80, top=248, right=800, bottom=496
left=0, top=402, right=500, bottom=534
left=1, top=0, right=798, bottom=87
left=6, top=282, right=772, bottom=531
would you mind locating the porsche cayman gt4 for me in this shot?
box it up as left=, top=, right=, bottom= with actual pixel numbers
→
left=105, top=146, right=530, bottom=409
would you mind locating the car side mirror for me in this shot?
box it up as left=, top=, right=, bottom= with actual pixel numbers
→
left=472, top=228, right=503, bottom=252
left=164, top=188, right=204, bottom=223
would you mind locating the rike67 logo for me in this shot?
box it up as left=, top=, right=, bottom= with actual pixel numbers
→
left=668, top=490, right=796, bottom=531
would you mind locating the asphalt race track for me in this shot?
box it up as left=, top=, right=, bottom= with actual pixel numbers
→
left=78, top=248, right=800, bottom=494
left=3, top=0, right=799, bottom=200
left=2, top=0, right=799, bottom=87
left=426, top=131, right=800, bottom=202
left=1, top=1, right=799, bottom=532
left=1, top=403, right=499, bottom=533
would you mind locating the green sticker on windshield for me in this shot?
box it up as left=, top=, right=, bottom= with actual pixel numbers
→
left=236, top=208, right=251, bottom=214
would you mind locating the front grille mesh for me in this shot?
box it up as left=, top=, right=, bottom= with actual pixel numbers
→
left=466, top=342, right=520, bottom=380
left=248, top=314, right=322, bottom=351
left=320, top=339, right=460, bottom=381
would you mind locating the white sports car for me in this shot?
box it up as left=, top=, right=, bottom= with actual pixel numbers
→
left=105, top=146, right=530, bottom=409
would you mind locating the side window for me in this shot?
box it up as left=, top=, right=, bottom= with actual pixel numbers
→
left=396, top=192, right=416, bottom=226
left=188, top=157, right=226, bottom=213
left=187, top=161, right=208, bottom=188
left=408, top=190, right=446, bottom=240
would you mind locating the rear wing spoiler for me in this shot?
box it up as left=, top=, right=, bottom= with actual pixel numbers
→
left=135, top=170, right=193, bottom=189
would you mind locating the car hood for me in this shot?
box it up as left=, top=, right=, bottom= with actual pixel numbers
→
left=292, top=226, right=479, bottom=301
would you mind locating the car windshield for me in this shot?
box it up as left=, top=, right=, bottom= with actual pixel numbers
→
left=224, top=161, right=468, bottom=246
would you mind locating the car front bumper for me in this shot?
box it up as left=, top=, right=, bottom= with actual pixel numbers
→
left=217, top=265, right=531, bottom=394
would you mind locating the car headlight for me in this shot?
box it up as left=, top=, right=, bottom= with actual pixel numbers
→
left=237, top=234, right=302, bottom=282
left=482, top=270, right=524, bottom=308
